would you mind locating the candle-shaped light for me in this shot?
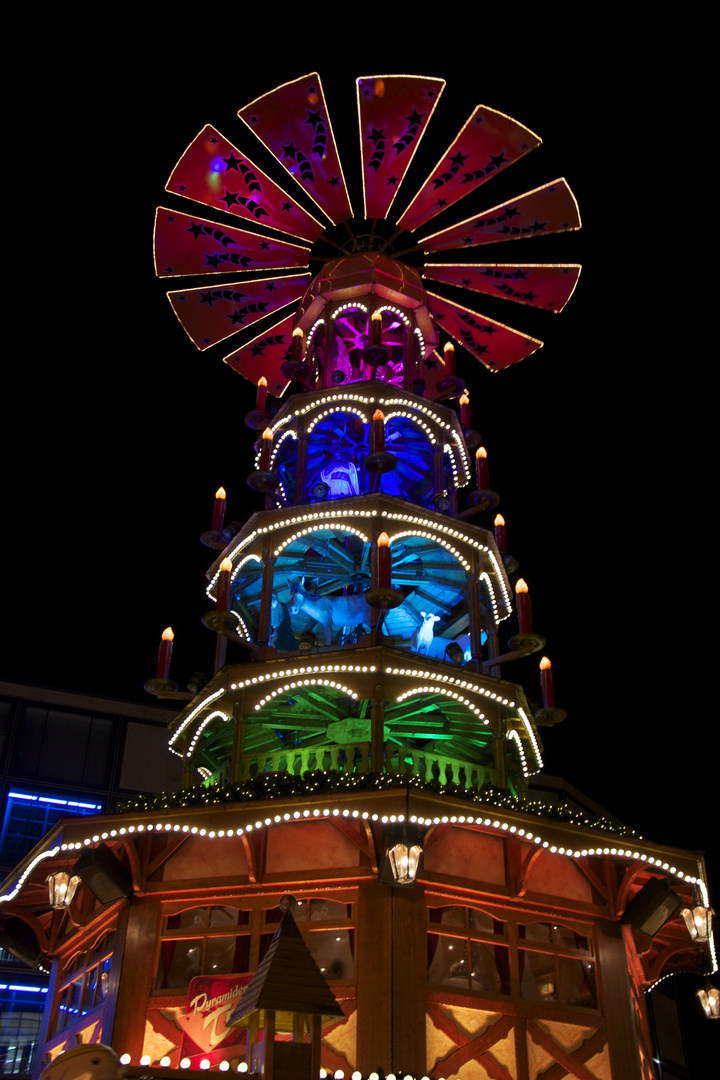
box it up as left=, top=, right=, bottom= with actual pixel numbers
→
left=515, top=579, right=532, bottom=634
left=370, top=310, right=382, bottom=346
left=216, top=558, right=233, bottom=611
left=157, top=627, right=174, bottom=680
left=494, top=513, right=507, bottom=551
left=443, top=340, right=455, bottom=375
left=372, top=409, right=386, bottom=454
left=212, top=487, right=226, bottom=534
left=459, top=393, right=471, bottom=427
left=259, top=427, right=273, bottom=471
left=255, top=376, right=268, bottom=414
left=539, top=656, right=555, bottom=708
left=377, top=532, right=391, bottom=588
left=291, top=326, right=304, bottom=362
left=475, top=447, right=489, bottom=490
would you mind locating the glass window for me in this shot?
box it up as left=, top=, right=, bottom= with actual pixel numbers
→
left=0, top=984, right=47, bottom=1077
left=51, top=934, right=113, bottom=1036
left=0, top=790, right=102, bottom=864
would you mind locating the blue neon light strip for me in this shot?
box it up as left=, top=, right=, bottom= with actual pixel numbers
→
left=8, top=792, right=101, bottom=811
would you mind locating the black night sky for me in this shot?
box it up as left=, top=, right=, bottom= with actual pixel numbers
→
left=3, top=31, right=716, bottom=1067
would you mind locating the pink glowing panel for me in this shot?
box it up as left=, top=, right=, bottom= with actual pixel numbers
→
left=165, top=126, right=326, bottom=244
left=357, top=74, right=445, bottom=221
left=167, top=274, right=311, bottom=351
left=153, top=208, right=311, bottom=278
left=223, top=312, right=295, bottom=395
left=397, top=106, right=541, bottom=233
left=420, top=179, right=581, bottom=253
left=427, top=291, right=543, bottom=372
left=423, top=263, right=582, bottom=313
left=238, top=73, right=351, bottom=225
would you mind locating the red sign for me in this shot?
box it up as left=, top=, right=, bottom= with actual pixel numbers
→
left=177, top=974, right=252, bottom=1068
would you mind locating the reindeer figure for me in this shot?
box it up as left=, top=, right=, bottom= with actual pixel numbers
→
left=288, top=577, right=372, bottom=645
left=411, top=611, right=441, bottom=654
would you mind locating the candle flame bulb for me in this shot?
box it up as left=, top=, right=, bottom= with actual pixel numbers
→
left=216, top=559, right=233, bottom=611
left=475, top=446, right=489, bottom=490
left=515, top=579, right=532, bottom=634
left=459, top=393, right=471, bottom=427
left=212, top=487, right=226, bottom=533
left=493, top=512, right=507, bottom=550
left=292, top=327, right=303, bottom=338
left=157, top=628, right=174, bottom=680
left=372, top=409, right=386, bottom=453
left=259, top=427, right=273, bottom=470
left=291, top=326, right=304, bottom=362
left=443, top=341, right=454, bottom=354
left=540, top=655, right=554, bottom=707
left=377, top=532, right=391, bottom=587
left=255, top=376, right=268, bottom=414
left=371, top=311, right=382, bottom=322
left=369, top=310, right=382, bottom=346
left=220, top=558, right=232, bottom=572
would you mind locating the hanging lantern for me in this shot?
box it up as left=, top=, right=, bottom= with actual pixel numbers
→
left=387, top=841, right=423, bottom=885
left=681, top=903, right=713, bottom=941
left=696, top=982, right=720, bottom=1018
left=47, top=869, right=81, bottom=910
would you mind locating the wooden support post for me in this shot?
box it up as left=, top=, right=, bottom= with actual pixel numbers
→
left=310, top=1013, right=322, bottom=1077
left=355, top=880, right=393, bottom=1072
left=596, top=921, right=645, bottom=1079
left=107, top=899, right=160, bottom=1060
left=258, top=554, right=277, bottom=646
left=230, top=705, right=247, bottom=785
left=466, top=566, right=484, bottom=663
left=295, top=428, right=309, bottom=504
left=391, top=885, right=427, bottom=1076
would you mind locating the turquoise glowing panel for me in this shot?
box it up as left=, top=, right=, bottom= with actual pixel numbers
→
left=423, top=264, right=582, bottom=313
left=357, top=74, right=445, bottom=221
left=427, top=290, right=543, bottom=371
left=153, top=208, right=310, bottom=279
left=238, top=73, right=352, bottom=224
left=398, top=105, right=541, bottom=233
left=420, top=179, right=581, bottom=252
left=165, top=125, right=326, bottom=244
left=167, top=274, right=310, bottom=351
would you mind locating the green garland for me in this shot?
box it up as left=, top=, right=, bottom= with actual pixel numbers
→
left=117, top=771, right=637, bottom=837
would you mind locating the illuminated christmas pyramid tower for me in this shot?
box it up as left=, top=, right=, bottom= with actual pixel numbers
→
left=1, top=74, right=714, bottom=1080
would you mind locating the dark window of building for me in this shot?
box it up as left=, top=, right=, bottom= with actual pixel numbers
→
left=9, top=706, right=114, bottom=788
left=0, top=982, right=48, bottom=1076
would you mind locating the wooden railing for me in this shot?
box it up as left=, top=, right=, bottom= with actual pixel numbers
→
left=204, top=743, right=496, bottom=792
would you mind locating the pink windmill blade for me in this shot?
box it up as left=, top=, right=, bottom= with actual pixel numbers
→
left=420, top=179, right=581, bottom=253
left=423, top=264, right=582, bottom=313
left=223, top=312, right=297, bottom=396
left=238, top=73, right=352, bottom=225
left=427, top=290, right=543, bottom=372
left=356, top=74, right=445, bottom=221
left=397, top=105, right=541, bottom=234
left=167, top=274, right=311, bottom=351
left=154, top=208, right=311, bottom=279
left=165, top=125, right=326, bottom=244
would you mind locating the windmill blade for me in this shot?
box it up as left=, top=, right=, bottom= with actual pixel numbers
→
left=423, top=263, right=582, bottom=312
left=223, top=311, right=296, bottom=395
left=167, top=274, right=311, bottom=351
left=356, top=74, right=445, bottom=220
left=238, top=73, right=352, bottom=225
left=165, top=125, right=326, bottom=244
left=427, top=290, right=543, bottom=371
left=397, top=105, right=541, bottom=233
left=420, top=179, right=581, bottom=253
left=154, top=207, right=311, bottom=278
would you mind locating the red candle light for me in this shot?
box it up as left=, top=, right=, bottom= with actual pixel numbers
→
left=459, top=393, right=471, bottom=427
left=291, top=326, right=304, bottom=362
left=377, top=531, right=391, bottom=588
left=494, top=513, right=507, bottom=551
left=370, top=310, right=382, bottom=347
left=515, top=578, right=532, bottom=634
left=212, top=487, right=226, bottom=534
left=255, top=376, right=268, bottom=414
left=157, top=627, right=174, bottom=680
left=443, top=340, right=455, bottom=376
left=475, top=447, right=489, bottom=490
left=259, top=427, right=273, bottom=471
left=540, top=656, right=555, bottom=708
left=216, top=557, right=233, bottom=611
left=372, top=409, right=386, bottom=454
